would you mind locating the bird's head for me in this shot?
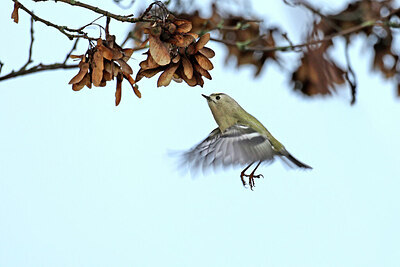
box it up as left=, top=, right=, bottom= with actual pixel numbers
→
left=201, top=93, right=244, bottom=130
left=202, top=93, right=238, bottom=112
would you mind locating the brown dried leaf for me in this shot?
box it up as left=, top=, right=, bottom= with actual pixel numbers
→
left=186, top=43, right=196, bottom=55
left=291, top=48, right=346, bottom=96
left=72, top=73, right=90, bottom=91
left=172, top=54, right=181, bottom=64
left=199, top=47, right=215, bottom=58
left=186, top=33, right=199, bottom=39
left=103, top=69, right=113, bottom=81
left=11, top=1, right=20, bottom=23
left=122, top=48, right=134, bottom=62
left=177, top=67, right=197, bottom=87
left=181, top=56, right=193, bottom=79
left=115, top=74, right=122, bottom=106
left=132, top=84, right=141, bottom=98
left=167, top=23, right=177, bottom=34
left=174, top=19, right=192, bottom=33
left=195, top=72, right=204, bottom=87
left=169, top=34, right=195, bottom=48
left=69, top=61, right=89, bottom=84
left=97, top=38, right=114, bottom=61
left=116, top=59, right=133, bottom=75
left=124, top=74, right=141, bottom=98
left=157, top=64, right=179, bottom=87
left=149, top=34, right=171, bottom=66
left=70, top=54, right=85, bottom=60
left=136, top=68, right=164, bottom=82
left=193, top=63, right=212, bottom=80
left=195, top=33, right=210, bottom=52
left=139, top=54, right=160, bottom=70
left=92, top=50, right=104, bottom=87
left=195, top=54, right=214, bottom=70
left=111, top=62, right=122, bottom=77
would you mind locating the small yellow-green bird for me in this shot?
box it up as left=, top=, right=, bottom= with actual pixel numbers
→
left=183, top=93, right=312, bottom=190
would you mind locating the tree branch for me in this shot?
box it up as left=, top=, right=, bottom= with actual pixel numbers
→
left=0, top=16, right=80, bottom=82
left=12, top=0, right=95, bottom=40
left=210, top=20, right=378, bottom=52
left=32, top=0, right=155, bottom=23
left=0, top=63, right=78, bottom=82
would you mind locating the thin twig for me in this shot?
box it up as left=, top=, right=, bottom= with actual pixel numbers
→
left=63, top=39, right=80, bottom=64
left=210, top=20, right=377, bottom=52
left=33, top=0, right=154, bottom=23
left=12, top=0, right=95, bottom=40
left=344, top=39, right=357, bottom=105
left=21, top=17, right=35, bottom=70
left=0, top=63, right=78, bottom=82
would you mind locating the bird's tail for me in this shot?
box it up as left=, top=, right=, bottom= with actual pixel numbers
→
left=284, top=152, right=312, bottom=169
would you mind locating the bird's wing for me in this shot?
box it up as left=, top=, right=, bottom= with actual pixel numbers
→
left=183, top=124, right=276, bottom=171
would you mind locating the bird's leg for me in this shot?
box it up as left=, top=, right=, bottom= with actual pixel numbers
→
left=240, top=162, right=254, bottom=187
left=248, top=161, right=263, bottom=190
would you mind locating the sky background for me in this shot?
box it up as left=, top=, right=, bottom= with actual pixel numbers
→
left=1, top=0, right=400, bottom=266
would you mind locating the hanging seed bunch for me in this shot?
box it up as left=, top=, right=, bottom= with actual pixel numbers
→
left=68, top=34, right=140, bottom=106
left=135, top=4, right=215, bottom=87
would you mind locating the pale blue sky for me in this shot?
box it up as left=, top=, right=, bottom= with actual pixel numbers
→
left=1, top=0, right=400, bottom=266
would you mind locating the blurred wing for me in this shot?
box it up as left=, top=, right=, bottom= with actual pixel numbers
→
left=183, top=124, right=275, bottom=171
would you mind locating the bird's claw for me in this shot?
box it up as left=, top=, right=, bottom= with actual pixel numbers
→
left=240, top=172, right=264, bottom=190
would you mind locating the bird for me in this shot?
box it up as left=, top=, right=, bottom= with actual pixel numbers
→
left=182, top=93, right=312, bottom=190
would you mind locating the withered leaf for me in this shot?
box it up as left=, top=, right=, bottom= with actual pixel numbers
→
left=116, top=59, right=133, bottom=75
left=136, top=68, right=164, bottom=82
left=178, top=67, right=197, bottom=87
left=292, top=48, right=345, bottom=96
left=186, top=33, right=199, bottom=39
left=11, top=1, right=20, bottom=24
left=72, top=73, right=90, bottom=91
left=97, top=38, right=114, bottom=61
left=103, top=69, right=113, bottom=81
left=195, top=33, right=210, bottom=52
left=174, top=19, right=192, bottom=33
left=195, top=72, right=204, bottom=87
left=186, top=43, right=196, bottom=55
left=193, top=63, right=212, bottom=80
left=199, top=47, right=215, bottom=58
left=124, top=74, right=141, bottom=98
left=122, top=48, right=134, bottom=62
left=112, top=48, right=123, bottom=60
left=70, top=54, right=85, bottom=60
left=150, top=25, right=162, bottom=37
left=169, top=34, right=195, bottom=48
left=195, top=54, right=214, bottom=70
left=139, top=54, right=160, bottom=70
left=92, top=50, right=104, bottom=87
left=172, top=54, right=181, bottom=64
left=149, top=34, right=171, bottom=66
left=69, top=61, right=89, bottom=84
left=115, top=74, right=122, bottom=106
left=181, top=56, right=193, bottom=79
left=132, top=84, right=141, bottom=98
left=157, top=63, right=179, bottom=87
left=167, top=23, right=177, bottom=34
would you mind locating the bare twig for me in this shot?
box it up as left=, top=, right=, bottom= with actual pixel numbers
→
left=21, top=17, right=35, bottom=70
left=12, top=0, right=95, bottom=40
left=0, top=14, right=80, bottom=82
left=210, top=20, right=377, bottom=52
left=0, top=63, right=78, bottom=82
left=33, top=0, right=155, bottom=23
left=63, top=39, right=80, bottom=64
left=344, top=39, right=357, bottom=105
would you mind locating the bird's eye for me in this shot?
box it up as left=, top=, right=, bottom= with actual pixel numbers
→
left=216, top=95, right=221, bottom=100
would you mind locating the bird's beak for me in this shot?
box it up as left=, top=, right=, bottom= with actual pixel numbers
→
left=202, top=94, right=211, bottom=101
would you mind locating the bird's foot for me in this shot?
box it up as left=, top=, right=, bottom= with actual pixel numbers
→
left=240, top=172, right=264, bottom=190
